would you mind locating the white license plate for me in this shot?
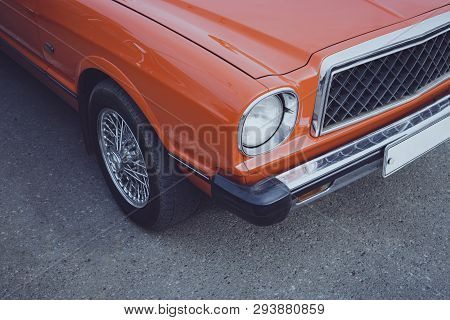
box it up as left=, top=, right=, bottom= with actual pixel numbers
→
left=383, top=115, right=450, bottom=177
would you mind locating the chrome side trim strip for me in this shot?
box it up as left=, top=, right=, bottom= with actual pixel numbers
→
left=168, top=153, right=210, bottom=182
left=278, top=94, right=449, bottom=191
left=46, top=72, right=78, bottom=99
left=312, top=11, right=450, bottom=137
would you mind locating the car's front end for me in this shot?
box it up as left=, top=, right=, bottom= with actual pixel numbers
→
left=92, top=1, right=449, bottom=227
left=209, top=10, right=449, bottom=225
left=1, top=0, right=447, bottom=230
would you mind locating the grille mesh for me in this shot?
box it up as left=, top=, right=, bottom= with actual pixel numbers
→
left=323, top=29, right=450, bottom=130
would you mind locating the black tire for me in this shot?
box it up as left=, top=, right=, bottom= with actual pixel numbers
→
left=88, top=79, right=201, bottom=230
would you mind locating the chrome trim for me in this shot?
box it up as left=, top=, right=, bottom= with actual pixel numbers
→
left=312, top=11, right=450, bottom=137
left=238, top=87, right=299, bottom=156
left=168, top=153, right=210, bottom=182
left=296, top=157, right=382, bottom=207
left=278, top=95, right=449, bottom=191
left=46, top=73, right=78, bottom=99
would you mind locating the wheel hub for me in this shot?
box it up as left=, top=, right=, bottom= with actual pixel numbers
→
left=109, top=151, right=123, bottom=172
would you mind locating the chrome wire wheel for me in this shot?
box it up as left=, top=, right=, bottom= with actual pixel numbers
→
left=97, top=108, right=150, bottom=208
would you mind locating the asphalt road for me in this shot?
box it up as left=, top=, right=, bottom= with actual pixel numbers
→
left=0, top=51, right=449, bottom=300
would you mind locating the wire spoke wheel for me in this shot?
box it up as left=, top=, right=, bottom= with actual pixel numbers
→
left=97, top=108, right=150, bottom=208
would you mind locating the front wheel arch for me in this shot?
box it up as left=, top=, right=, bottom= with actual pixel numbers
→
left=76, top=63, right=162, bottom=155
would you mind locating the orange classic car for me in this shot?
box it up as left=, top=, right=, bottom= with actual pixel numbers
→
left=0, top=0, right=449, bottom=230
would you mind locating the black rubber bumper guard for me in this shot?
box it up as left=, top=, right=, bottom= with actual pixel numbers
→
left=211, top=151, right=383, bottom=226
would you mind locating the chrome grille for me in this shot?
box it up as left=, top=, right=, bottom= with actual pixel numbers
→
left=322, top=29, right=449, bottom=131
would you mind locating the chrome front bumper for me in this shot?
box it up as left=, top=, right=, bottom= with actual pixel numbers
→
left=277, top=94, right=450, bottom=205
left=212, top=95, right=449, bottom=226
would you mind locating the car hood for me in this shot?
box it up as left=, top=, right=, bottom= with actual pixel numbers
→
left=115, top=0, right=448, bottom=78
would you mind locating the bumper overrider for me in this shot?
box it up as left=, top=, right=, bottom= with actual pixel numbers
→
left=212, top=95, right=450, bottom=226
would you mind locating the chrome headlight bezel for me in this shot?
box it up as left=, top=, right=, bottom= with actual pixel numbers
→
left=238, top=88, right=299, bottom=156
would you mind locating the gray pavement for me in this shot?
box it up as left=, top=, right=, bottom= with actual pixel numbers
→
left=0, top=51, right=449, bottom=299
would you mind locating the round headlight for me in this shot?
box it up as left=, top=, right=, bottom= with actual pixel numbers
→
left=239, top=88, right=299, bottom=156
left=242, top=95, right=284, bottom=148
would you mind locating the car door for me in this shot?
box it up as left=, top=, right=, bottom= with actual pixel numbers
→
left=0, top=0, right=43, bottom=58
left=34, top=0, right=85, bottom=91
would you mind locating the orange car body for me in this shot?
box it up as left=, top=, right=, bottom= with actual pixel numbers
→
left=0, top=1, right=449, bottom=199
